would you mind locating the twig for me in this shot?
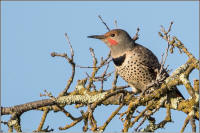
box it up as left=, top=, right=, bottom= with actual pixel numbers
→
left=135, top=109, right=158, bottom=131
left=51, top=33, right=76, bottom=97
left=76, top=51, right=111, bottom=69
left=158, top=22, right=197, bottom=62
left=180, top=111, right=193, bottom=133
left=180, top=75, right=195, bottom=97
left=88, top=105, right=97, bottom=131
left=98, top=15, right=110, bottom=31
left=38, top=125, right=54, bottom=132
left=58, top=34, right=75, bottom=96
left=158, top=22, right=172, bottom=81
left=122, top=111, right=134, bottom=132
left=65, top=33, right=74, bottom=59
left=114, top=20, right=118, bottom=28
left=54, top=105, right=81, bottom=121
left=100, top=51, right=111, bottom=66
left=168, top=21, right=174, bottom=33
left=140, top=103, right=170, bottom=132
left=37, top=109, right=49, bottom=131
left=86, top=48, right=98, bottom=90
left=193, top=79, right=199, bottom=93
left=130, top=101, right=153, bottom=127
left=111, top=71, right=119, bottom=91
left=81, top=110, right=89, bottom=132
left=161, top=44, right=170, bottom=70
left=99, top=103, right=124, bottom=131
left=90, top=48, right=97, bottom=64
left=76, top=59, right=112, bottom=69
left=40, top=90, right=56, bottom=101
left=155, top=104, right=172, bottom=129
left=115, top=85, right=130, bottom=90
left=59, top=117, right=83, bottom=130
left=134, top=116, right=146, bottom=131
left=190, top=116, right=196, bottom=132
left=85, top=50, right=112, bottom=91
left=133, top=27, right=140, bottom=41
left=100, top=63, right=110, bottom=91
left=93, top=71, right=113, bottom=82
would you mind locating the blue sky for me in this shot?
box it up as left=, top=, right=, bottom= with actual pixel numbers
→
left=1, top=1, right=199, bottom=132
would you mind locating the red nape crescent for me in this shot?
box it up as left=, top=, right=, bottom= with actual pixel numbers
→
left=107, top=38, right=118, bottom=45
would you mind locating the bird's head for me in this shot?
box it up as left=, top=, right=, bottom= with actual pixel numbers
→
left=88, top=29, right=134, bottom=57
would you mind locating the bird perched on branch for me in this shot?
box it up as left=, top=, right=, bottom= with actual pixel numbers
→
left=88, top=29, right=184, bottom=98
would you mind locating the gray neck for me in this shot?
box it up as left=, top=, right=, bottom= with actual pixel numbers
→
left=110, top=40, right=135, bottom=58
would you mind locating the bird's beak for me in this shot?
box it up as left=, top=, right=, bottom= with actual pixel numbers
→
left=87, top=35, right=105, bottom=39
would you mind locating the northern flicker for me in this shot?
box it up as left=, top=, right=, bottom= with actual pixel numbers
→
left=88, top=29, right=184, bottom=98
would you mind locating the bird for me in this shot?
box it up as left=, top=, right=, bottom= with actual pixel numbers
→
left=88, top=29, right=184, bottom=98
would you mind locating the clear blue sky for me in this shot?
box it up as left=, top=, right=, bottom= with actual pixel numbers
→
left=1, top=1, right=199, bottom=132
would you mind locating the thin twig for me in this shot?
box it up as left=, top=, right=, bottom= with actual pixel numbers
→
left=98, top=15, right=110, bottom=31
left=180, top=112, right=193, bottom=133
left=99, top=103, right=124, bottom=131
left=134, top=116, right=146, bottom=131
left=82, top=110, right=89, bottom=132
left=76, top=51, right=111, bottom=69
left=190, top=116, right=196, bottom=132
left=86, top=48, right=98, bottom=90
left=65, top=33, right=74, bottom=59
left=40, top=90, right=56, bottom=101
left=114, top=20, right=118, bottom=28
left=53, top=33, right=76, bottom=96
left=133, top=27, right=140, bottom=41
left=111, top=71, right=119, bottom=91
left=100, top=63, right=110, bottom=91
left=56, top=105, right=81, bottom=121
left=115, top=85, right=130, bottom=90
left=167, top=21, right=173, bottom=33
left=37, top=109, right=49, bottom=131
left=88, top=105, right=97, bottom=131
left=59, top=117, right=83, bottom=130
left=130, top=102, right=153, bottom=127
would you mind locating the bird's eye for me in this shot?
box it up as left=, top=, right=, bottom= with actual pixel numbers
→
left=111, top=34, right=115, bottom=37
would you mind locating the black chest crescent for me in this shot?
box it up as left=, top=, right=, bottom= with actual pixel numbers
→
left=112, top=54, right=126, bottom=66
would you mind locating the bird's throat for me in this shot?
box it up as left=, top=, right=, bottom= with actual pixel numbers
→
left=112, top=54, right=126, bottom=66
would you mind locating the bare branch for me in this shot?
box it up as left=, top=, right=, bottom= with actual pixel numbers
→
left=99, top=63, right=110, bottom=91
left=36, top=109, right=50, bottom=131
left=51, top=33, right=76, bottom=96
left=168, top=21, right=174, bottom=33
left=190, top=116, right=196, bottom=132
left=98, top=15, right=110, bottom=31
left=180, top=111, right=194, bottom=133
left=114, top=20, right=118, bottom=28
left=86, top=48, right=98, bottom=90
left=76, top=51, right=111, bottom=69
left=99, top=103, right=124, bottom=131
left=133, top=27, right=140, bottom=41
left=111, top=70, right=119, bottom=91
left=59, top=117, right=83, bottom=130
left=64, top=33, right=74, bottom=59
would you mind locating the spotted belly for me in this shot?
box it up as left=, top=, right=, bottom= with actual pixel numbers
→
left=115, top=56, right=156, bottom=92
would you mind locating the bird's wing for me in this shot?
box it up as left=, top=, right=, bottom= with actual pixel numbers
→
left=133, top=43, right=160, bottom=73
left=133, top=43, right=184, bottom=99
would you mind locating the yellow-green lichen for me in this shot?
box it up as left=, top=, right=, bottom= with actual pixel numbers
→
left=56, top=92, right=108, bottom=105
